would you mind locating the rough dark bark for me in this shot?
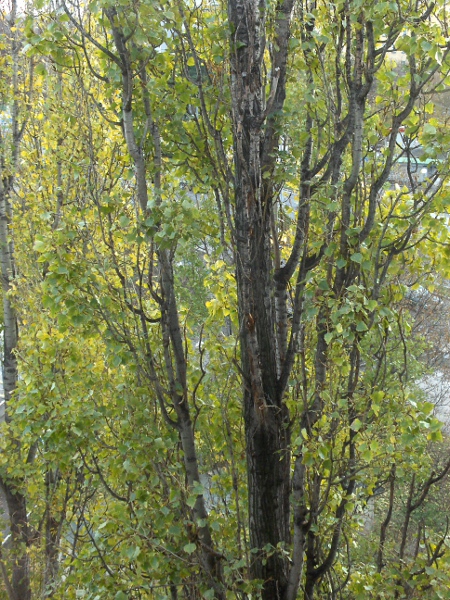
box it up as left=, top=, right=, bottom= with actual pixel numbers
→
left=1, top=484, right=31, bottom=600
left=228, top=0, right=295, bottom=597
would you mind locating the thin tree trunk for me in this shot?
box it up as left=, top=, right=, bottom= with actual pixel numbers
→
left=0, top=2, right=32, bottom=596
left=104, top=12, right=225, bottom=595
left=42, top=469, right=61, bottom=598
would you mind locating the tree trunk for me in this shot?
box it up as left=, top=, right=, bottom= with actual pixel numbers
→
left=228, top=0, right=294, bottom=597
left=0, top=2, right=32, bottom=597
left=0, top=156, right=32, bottom=600
left=2, top=485, right=31, bottom=600
left=42, top=469, right=61, bottom=598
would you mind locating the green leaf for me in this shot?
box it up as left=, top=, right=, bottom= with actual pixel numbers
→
left=324, top=332, right=333, bottom=344
left=184, top=543, right=196, bottom=554
left=303, top=451, right=315, bottom=466
left=33, top=238, right=48, bottom=252
left=356, top=320, right=368, bottom=332
left=350, top=252, right=363, bottom=264
left=423, top=123, right=437, bottom=135
left=318, top=279, right=329, bottom=291
left=367, top=299, right=377, bottom=311
left=351, top=419, right=362, bottom=432
left=186, top=495, right=197, bottom=508
left=192, top=482, right=204, bottom=495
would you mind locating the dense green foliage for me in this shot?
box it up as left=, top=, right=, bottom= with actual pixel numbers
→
left=1, top=0, right=450, bottom=599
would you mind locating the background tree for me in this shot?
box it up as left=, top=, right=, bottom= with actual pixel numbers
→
left=0, top=2, right=35, bottom=598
